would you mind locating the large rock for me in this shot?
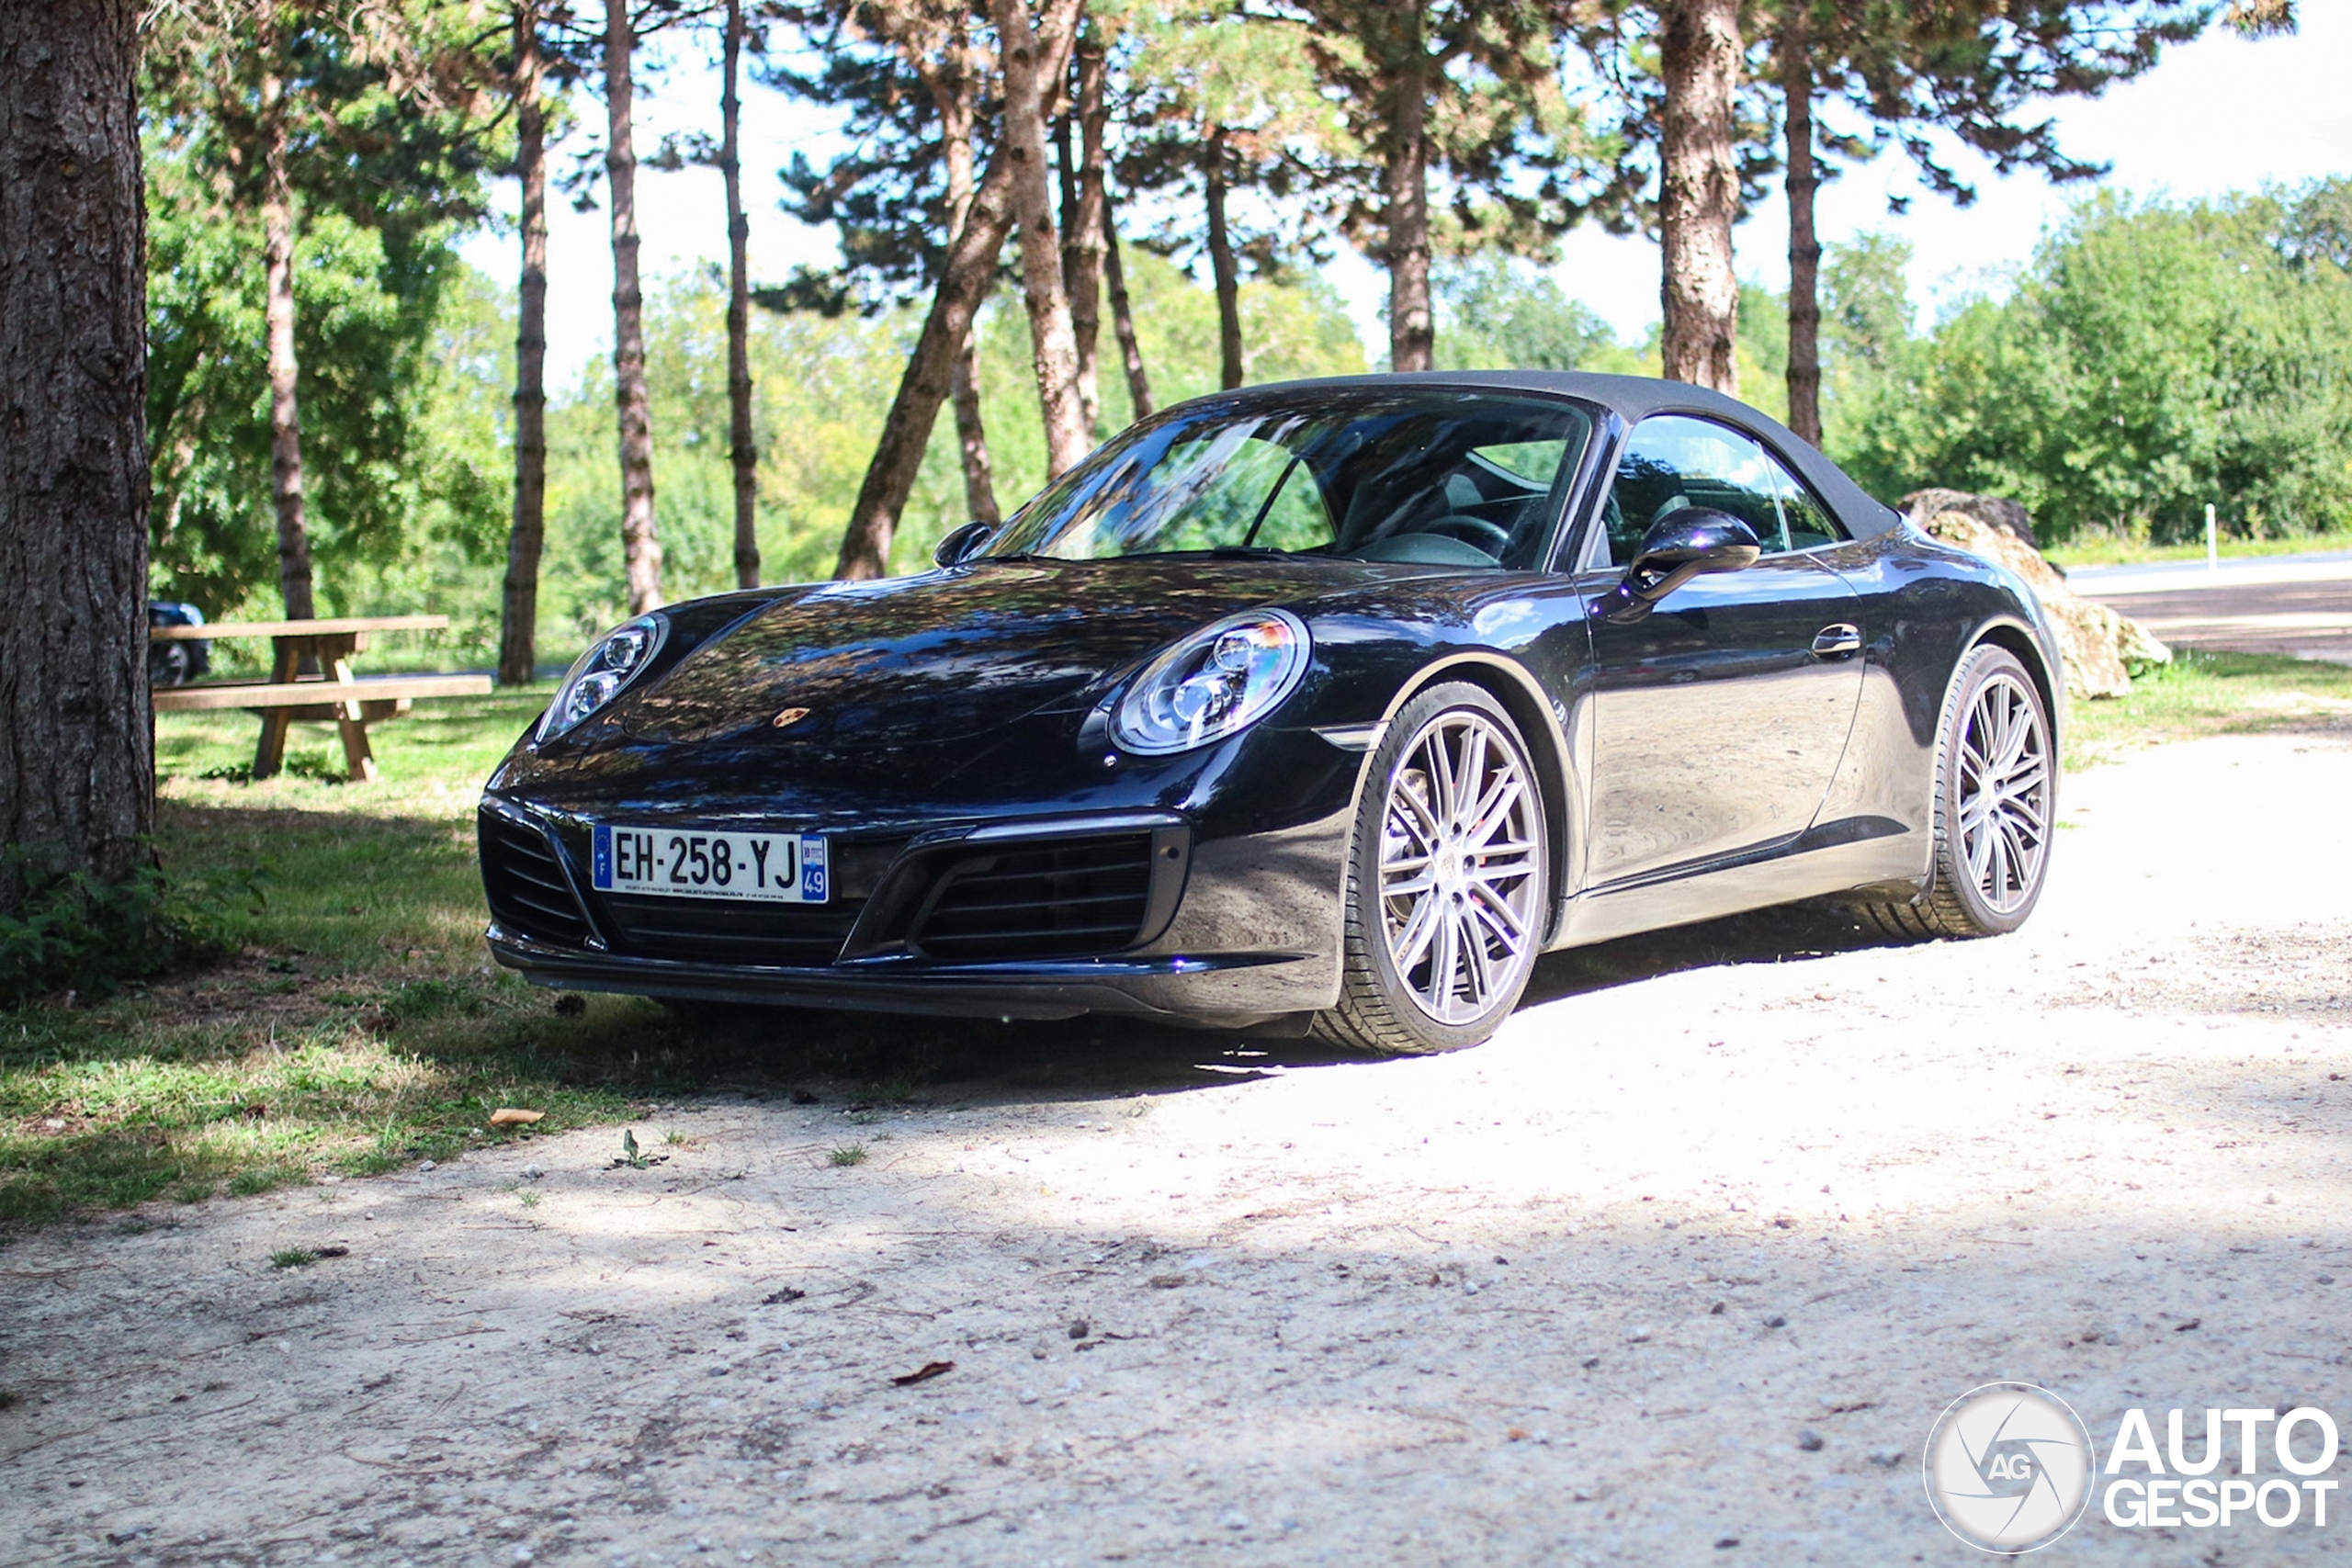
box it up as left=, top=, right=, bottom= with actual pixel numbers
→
left=1905, top=492, right=2169, bottom=701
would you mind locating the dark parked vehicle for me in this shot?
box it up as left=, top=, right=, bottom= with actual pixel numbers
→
left=147, top=601, right=211, bottom=688
left=481, top=373, right=2062, bottom=1053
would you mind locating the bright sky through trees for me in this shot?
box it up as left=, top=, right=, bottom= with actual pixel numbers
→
left=464, top=7, right=2348, bottom=390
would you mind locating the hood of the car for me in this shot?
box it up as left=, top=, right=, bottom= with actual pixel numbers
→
left=606, top=557, right=1432, bottom=756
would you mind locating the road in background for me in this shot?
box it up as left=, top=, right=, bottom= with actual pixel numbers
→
left=2071, top=548, right=2352, bottom=664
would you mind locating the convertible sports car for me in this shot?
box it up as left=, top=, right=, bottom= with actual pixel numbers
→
left=480, top=371, right=2061, bottom=1053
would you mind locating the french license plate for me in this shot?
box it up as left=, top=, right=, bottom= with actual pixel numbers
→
left=591, top=825, right=827, bottom=903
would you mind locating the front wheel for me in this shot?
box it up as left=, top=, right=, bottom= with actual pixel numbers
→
left=1316, top=682, right=1551, bottom=1055
left=1859, top=644, right=2053, bottom=940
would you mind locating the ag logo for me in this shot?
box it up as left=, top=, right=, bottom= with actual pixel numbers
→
left=1925, top=1382, right=2097, bottom=1553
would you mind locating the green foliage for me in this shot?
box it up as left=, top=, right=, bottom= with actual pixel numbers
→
left=0, top=848, right=255, bottom=1010
left=1826, top=183, right=2352, bottom=543
left=144, top=143, right=511, bottom=622
left=1433, top=255, right=1618, bottom=372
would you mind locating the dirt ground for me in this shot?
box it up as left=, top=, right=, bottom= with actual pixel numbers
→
left=5, top=727, right=2351, bottom=1568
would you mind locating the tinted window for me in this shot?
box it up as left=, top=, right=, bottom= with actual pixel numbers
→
left=981, top=391, right=1591, bottom=571
left=1599, top=415, right=1788, bottom=567
left=1763, top=449, right=1848, bottom=552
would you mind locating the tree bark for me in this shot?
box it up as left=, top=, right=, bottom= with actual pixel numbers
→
left=933, top=69, right=1000, bottom=526
left=1204, top=124, right=1245, bottom=389
left=1064, top=34, right=1109, bottom=434
left=1781, top=5, right=1822, bottom=445
left=1102, top=187, right=1153, bottom=418
left=605, top=0, right=663, bottom=614
left=258, top=43, right=314, bottom=620
left=499, top=0, right=548, bottom=686
left=0, top=0, right=153, bottom=905
left=992, top=0, right=1090, bottom=479
left=834, top=0, right=1079, bottom=579
left=1659, top=0, right=1742, bottom=394
left=1383, top=8, right=1434, bottom=375
left=721, top=0, right=759, bottom=587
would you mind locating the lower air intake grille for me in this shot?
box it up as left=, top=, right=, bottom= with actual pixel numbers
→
left=910, top=834, right=1154, bottom=962
left=597, top=896, right=861, bottom=967
left=481, top=812, right=593, bottom=947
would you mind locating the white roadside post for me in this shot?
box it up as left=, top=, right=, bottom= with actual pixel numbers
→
left=2207, top=502, right=2220, bottom=570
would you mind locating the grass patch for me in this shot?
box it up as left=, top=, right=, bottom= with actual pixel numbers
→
left=2045, top=532, right=2349, bottom=569
left=829, top=1144, right=869, bottom=1168
left=2067, top=649, right=2352, bottom=770
left=269, top=1247, right=320, bottom=1270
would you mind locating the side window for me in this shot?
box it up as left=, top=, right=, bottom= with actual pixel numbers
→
left=1762, top=451, right=1849, bottom=552
left=1599, top=415, right=1788, bottom=567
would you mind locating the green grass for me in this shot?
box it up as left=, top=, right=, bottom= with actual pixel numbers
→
left=2045, top=532, right=2349, bottom=569
left=269, top=1247, right=320, bottom=1269
left=829, top=1143, right=869, bottom=1168
left=2066, top=649, right=2352, bottom=769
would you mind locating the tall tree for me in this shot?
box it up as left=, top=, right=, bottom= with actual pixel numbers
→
left=1299, top=0, right=1592, bottom=372
left=605, top=0, right=663, bottom=613
left=1101, top=190, right=1155, bottom=416
left=255, top=14, right=317, bottom=618
left=0, top=0, right=153, bottom=908
left=720, top=0, right=761, bottom=587
left=1657, top=0, right=1741, bottom=392
left=768, top=0, right=1002, bottom=525
left=500, top=0, right=552, bottom=684
left=1117, top=0, right=1343, bottom=389
left=1058, top=30, right=1111, bottom=431
left=831, top=0, right=1082, bottom=577
left=1770, top=0, right=2214, bottom=445
left=994, top=0, right=1090, bottom=476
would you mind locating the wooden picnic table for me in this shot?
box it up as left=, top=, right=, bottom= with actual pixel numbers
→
left=149, top=614, right=492, bottom=783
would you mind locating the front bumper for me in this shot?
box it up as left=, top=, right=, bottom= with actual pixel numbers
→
left=479, top=796, right=1349, bottom=1024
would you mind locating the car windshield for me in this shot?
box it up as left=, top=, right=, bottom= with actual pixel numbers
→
left=977, top=389, right=1592, bottom=571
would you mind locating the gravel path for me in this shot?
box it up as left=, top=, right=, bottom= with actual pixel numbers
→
left=5, top=728, right=2350, bottom=1567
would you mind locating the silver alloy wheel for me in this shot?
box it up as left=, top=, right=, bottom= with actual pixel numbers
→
left=1956, top=671, right=2052, bottom=915
left=1376, top=710, right=1544, bottom=1024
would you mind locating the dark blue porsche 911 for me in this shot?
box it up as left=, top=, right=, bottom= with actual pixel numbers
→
left=480, top=372, right=2062, bottom=1053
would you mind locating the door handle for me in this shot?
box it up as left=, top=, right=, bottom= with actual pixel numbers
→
left=1812, top=623, right=1862, bottom=658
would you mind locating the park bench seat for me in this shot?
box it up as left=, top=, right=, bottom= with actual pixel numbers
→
left=151, top=672, right=492, bottom=716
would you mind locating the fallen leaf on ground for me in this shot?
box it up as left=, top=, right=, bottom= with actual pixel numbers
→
left=891, top=1360, right=955, bottom=1386
left=488, top=1109, right=544, bottom=1127
left=762, top=1287, right=806, bottom=1304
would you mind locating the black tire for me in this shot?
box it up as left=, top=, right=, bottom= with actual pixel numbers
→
left=1315, top=682, right=1552, bottom=1055
left=1856, top=644, right=2053, bottom=941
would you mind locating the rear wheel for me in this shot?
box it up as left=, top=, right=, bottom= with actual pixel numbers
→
left=1857, top=645, right=2052, bottom=941
left=1316, top=682, right=1550, bottom=1054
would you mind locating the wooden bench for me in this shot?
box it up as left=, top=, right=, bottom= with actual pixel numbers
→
left=149, top=615, right=492, bottom=782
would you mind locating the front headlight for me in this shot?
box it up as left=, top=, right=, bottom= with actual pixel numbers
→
left=1113, top=609, right=1309, bottom=754
left=537, top=614, right=667, bottom=742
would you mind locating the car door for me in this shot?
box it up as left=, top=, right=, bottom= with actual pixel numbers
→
left=1577, top=414, right=1865, bottom=886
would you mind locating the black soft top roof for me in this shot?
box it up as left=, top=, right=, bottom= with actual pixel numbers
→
left=1190, top=369, right=1906, bottom=543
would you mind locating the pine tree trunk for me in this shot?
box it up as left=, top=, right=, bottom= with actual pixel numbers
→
left=259, top=50, right=314, bottom=621
left=1384, top=16, right=1433, bottom=375
left=992, top=0, right=1090, bottom=479
left=499, top=0, right=548, bottom=687
left=1102, top=187, right=1153, bottom=418
left=605, top=0, right=663, bottom=614
left=835, top=0, right=1079, bottom=579
left=0, top=0, right=154, bottom=905
left=935, top=79, right=1000, bottom=526
left=1064, top=35, right=1108, bottom=435
left=1781, top=6, right=1823, bottom=446
left=721, top=0, right=759, bottom=587
left=1659, top=0, right=1742, bottom=394
left=1204, top=124, right=1245, bottom=389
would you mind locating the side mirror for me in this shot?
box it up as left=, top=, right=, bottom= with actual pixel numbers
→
left=933, top=521, right=994, bottom=569
left=1592, top=508, right=1762, bottom=625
